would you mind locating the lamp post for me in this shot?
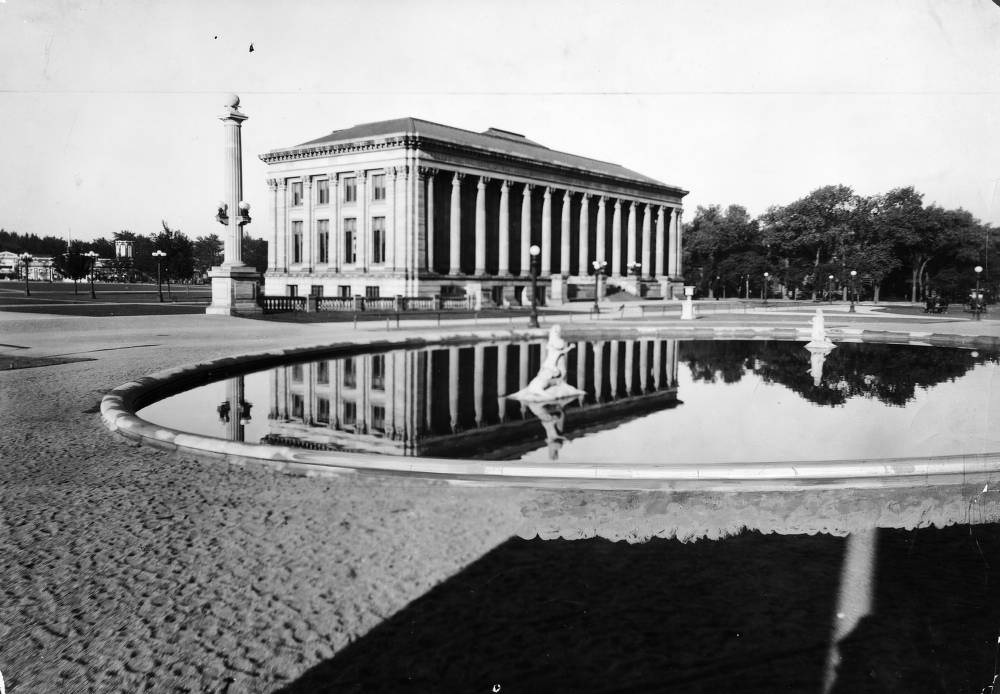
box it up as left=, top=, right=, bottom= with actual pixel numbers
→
left=151, top=250, right=166, bottom=302
left=762, top=272, right=770, bottom=306
left=828, top=274, right=834, bottom=303
left=849, top=270, right=857, bottom=313
left=591, top=259, right=607, bottom=314
left=19, top=253, right=33, bottom=296
left=529, top=244, right=541, bottom=328
left=84, top=251, right=98, bottom=299
left=974, top=265, right=984, bottom=320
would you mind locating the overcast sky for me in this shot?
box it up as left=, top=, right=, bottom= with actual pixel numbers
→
left=2, top=0, right=999, bottom=243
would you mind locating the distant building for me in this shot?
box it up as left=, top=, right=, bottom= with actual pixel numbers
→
left=258, top=117, right=688, bottom=305
left=0, top=251, right=58, bottom=280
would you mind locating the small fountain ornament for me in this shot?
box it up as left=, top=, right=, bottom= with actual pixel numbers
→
left=804, top=309, right=836, bottom=387
left=507, top=325, right=586, bottom=402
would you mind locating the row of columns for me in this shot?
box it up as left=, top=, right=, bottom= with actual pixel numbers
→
left=435, top=171, right=682, bottom=279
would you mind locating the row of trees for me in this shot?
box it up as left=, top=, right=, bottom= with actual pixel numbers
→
left=683, top=185, right=996, bottom=303
left=0, top=226, right=267, bottom=283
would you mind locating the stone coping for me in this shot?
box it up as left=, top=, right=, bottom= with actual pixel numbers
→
left=101, top=325, right=1000, bottom=491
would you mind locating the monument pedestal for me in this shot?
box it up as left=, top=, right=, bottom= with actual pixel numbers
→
left=206, top=264, right=262, bottom=315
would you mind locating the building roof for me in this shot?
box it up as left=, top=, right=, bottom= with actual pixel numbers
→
left=266, top=117, right=686, bottom=194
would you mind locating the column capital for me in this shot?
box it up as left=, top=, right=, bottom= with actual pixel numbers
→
left=452, top=172, right=465, bottom=184
left=543, top=186, right=552, bottom=197
left=597, top=194, right=605, bottom=206
left=302, top=176, right=312, bottom=188
left=500, top=179, right=510, bottom=191
left=330, top=175, right=340, bottom=188
left=354, top=170, right=366, bottom=180
left=418, top=165, right=435, bottom=179
left=277, top=178, right=288, bottom=189
left=524, top=183, right=534, bottom=193
left=478, top=175, right=490, bottom=187
left=614, top=198, right=621, bottom=210
left=388, top=166, right=399, bottom=180
left=629, top=200, right=636, bottom=210
left=266, top=178, right=279, bottom=189
left=581, top=192, right=591, bottom=201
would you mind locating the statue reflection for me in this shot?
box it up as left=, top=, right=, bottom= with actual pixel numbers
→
left=217, top=376, right=252, bottom=442
left=805, top=308, right=837, bottom=387
left=525, top=397, right=581, bottom=461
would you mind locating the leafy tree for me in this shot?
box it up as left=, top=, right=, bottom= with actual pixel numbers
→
left=242, top=235, right=268, bottom=274
left=683, top=205, right=763, bottom=297
left=52, top=241, right=91, bottom=293
left=154, top=221, right=194, bottom=281
left=193, top=234, right=223, bottom=277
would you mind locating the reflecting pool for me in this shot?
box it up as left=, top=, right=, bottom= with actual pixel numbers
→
left=139, top=339, right=1000, bottom=465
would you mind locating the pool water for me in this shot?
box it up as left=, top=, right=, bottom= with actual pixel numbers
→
left=139, top=339, right=1000, bottom=465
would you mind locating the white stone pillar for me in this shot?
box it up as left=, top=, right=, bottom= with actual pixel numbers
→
left=302, top=177, right=314, bottom=271
left=609, top=340, right=620, bottom=399
left=520, top=184, right=532, bottom=275
left=331, top=177, right=341, bottom=272
left=655, top=206, right=665, bottom=278
left=541, top=187, right=552, bottom=276
left=653, top=339, right=663, bottom=389
left=498, top=180, right=510, bottom=276
left=560, top=190, right=571, bottom=276
left=596, top=196, right=606, bottom=263
left=667, top=207, right=679, bottom=277
left=518, top=342, right=529, bottom=416
left=497, top=345, right=508, bottom=421
left=575, top=341, right=586, bottom=391
left=424, top=350, right=433, bottom=433
left=449, top=172, right=462, bottom=275
left=641, top=204, right=652, bottom=278
left=220, top=98, right=247, bottom=266
left=276, top=180, right=288, bottom=272
left=474, top=344, right=485, bottom=426
left=414, top=164, right=426, bottom=279
left=475, top=176, right=488, bottom=275
left=624, top=340, right=636, bottom=395
left=593, top=340, right=605, bottom=403
left=639, top=340, right=649, bottom=392
left=626, top=200, right=637, bottom=270
left=388, top=168, right=397, bottom=271
left=357, top=171, right=368, bottom=272
left=426, top=171, right=435, bottom=273
left=666, top=339, right=678, bottom=387
left=266, top=178, right=278, bottom=272
left=449, top=346, right=460, bottom=431
left=612, top=199, right=622, bottom=277
left=578, top=194, right=590, bottom=276
left=675, top=209, right=684, bottom=279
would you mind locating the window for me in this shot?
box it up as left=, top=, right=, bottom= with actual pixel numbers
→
left=316, top=397, right=330, bottom=424
left=371, top=354, right=386, bottom=391
left=291, top=393, right=304, bottom=419
left=317, top=179, right=330, bottom=205
left=344, top=177, right=357, bottom=203
left=365, top=285, right=380, bottom=299
left=317, top=219, right=329, bottom=263
left=338, top=285, right=351, bottom=298
left=291, top=364, right=303, bottom=382
left=371, top=405, right=386, bottom=434
left=343, top=357, right=356, bottom=388
left=291, top=181, right=303, bottom=206
left=317, top=361, right=330, bottom=385
left=371, top=216, right=386, bottom=264
left=287, top=285, right=298, bottom=297
left=292, top=221, right=303, bottom=264
left=372, top=174, right=386, bottom=201
left=342, top=401, right=357, bottom=428
left=310, top=285, right=323, bottom=297
left=343, top=218, right=357, bottom=264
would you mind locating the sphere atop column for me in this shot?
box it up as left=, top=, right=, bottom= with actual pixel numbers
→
left=225, top=94, right=241, bottom=109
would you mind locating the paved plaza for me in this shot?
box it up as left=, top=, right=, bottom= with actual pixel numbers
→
left=1, top=303, right=998, bottom=691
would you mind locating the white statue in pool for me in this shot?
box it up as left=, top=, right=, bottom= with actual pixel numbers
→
left=508, top=325, right=586, bottom=402
left=804, top=308, right=836, bottom=387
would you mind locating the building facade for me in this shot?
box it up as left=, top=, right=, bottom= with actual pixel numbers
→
left=259, top=118, right=688, bottom=305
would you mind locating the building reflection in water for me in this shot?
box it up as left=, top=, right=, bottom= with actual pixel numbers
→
left=262, top=338, right=681, bottom=460
left=218, top=376, right=252, bottom=443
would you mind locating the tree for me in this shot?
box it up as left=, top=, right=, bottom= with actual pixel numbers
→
left=193, top=234, right=223, bottom=278
left=52, top=241, right=90, bottom=294
left=154, top=221, right=194, bottom=281
left=683, top=204, right=763, bottom=297
left=241, top=235, right=268, bottom=275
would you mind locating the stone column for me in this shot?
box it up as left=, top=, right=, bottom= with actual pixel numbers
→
left=449, top=172, right=462, bottom=275
left=675, top=209, right=684, bottom=278
left=498, top=180, right=511, bottom=276
left=612, top=199, right=622, bottom=277
left=426, top=171, right=435, bottom=273
left=668, top=207, right=679, bottom=277
left=474, top=344, right=485, bottom=426
left=475, top=176, right=488, bottom=275
left=624, top=340, right=635, bottom=395
left=560, top=190, right=571, bottom=276
left=266, top=178, right=278, bottom=272
left=414, top=164, right=426, bottom=279
left=387, top=168, right=397, bottom=271
left=665, top=339, right=678, bottom=387
left=593, top=340, right=605, bottom=403
left=520, top=184, right=532, bottom=275
left=424, top=351, right=433, bottom=433
left=449, top=346, right=460, bottom=431
left=518, top=343, right=530, bottom=416
left=626, top=201, right=637, bottom=271
left=357, top=171, right=368, bottom=272
left=303, top=176, right=314, bottom=271
left=276, top=179, right=288, bottom=272
left=596, top=196, right=606, bottom=263
left=220, top=97, right=247, bottom=267
left=642, top=204, right=652, bottom=278
left=653, top=339, right=663, bottom=389
left=655, top=206, right=665, bottom=278
left=639, top=340, right=649, bottom=392
left=541, top=187, right=552, bottom=276
left=497, top=345, right=508, bottom=421
left=575, top=341, right=586, bottom=391
left=578, top=194, right=590, bottom=276
left=331, top=177, right=341, bottom=272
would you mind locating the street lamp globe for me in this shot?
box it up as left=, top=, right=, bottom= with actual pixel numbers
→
left=529, top=244, right=540, bottom=257
left=527, top=245, right=541, bottom=328
left=849, top=270, right=858, bottom=313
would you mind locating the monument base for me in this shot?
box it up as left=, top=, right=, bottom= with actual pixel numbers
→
left=206, top=264, right=263, bottom=315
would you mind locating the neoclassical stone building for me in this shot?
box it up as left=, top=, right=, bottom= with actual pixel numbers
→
left=259, top=118, right=687, bottom=304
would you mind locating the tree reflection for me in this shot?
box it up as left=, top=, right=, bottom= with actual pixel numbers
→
left=681, top=341, right=995, bottom=407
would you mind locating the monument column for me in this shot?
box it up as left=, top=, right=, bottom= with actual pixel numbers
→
left=612, top=199, right=622, bottom=277
left=541, top=187, right=552, bottom=275
left=426, top=171, right=435, bottom=273
left=668, top=207, right=679, bottom=278
left=207, top=93, right=262, bottom=315
left=498, top=180, right=511, bottom=276
left=641, top=204, right=652, bottom=278
left=578, top=194, right=590, bottom=276
left=626, top=201, right=637, bottom=271
left=520, top=184, right=533, bottom=275
left=560, top=190, right=571, bottom=275
left=596, top=196, right=606, bottom=264
left=449, top=172, right=462, bottom=275
left=655, top=206, right=665, bottom=278
left=475, top=176, right=488, bottom=275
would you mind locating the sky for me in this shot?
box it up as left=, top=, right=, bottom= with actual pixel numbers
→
left=2, top=0, right=999, bottom=244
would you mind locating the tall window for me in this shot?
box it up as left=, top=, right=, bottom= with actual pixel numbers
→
left=317, top=360, right=330, bottom=384
left=317, top=219, right=329, bottom=263
left=291, top=181, right=303, bottom=206
left=292, top=221, right=303, bottom=264
left=317, top=179, right=330, bottom=205
left=371, top=354, right=386, bottom=391
left=291, top=394, right=304, bottom=420
left=372, top=174, right=386, bottom=201
left=370, top=405, right=386, bottom=434
left=365, top=285, right=380, bottom=299
left=343, top=357, right=356, bottom=388
left=287, top=285, right=298, bottom=297
left=338, top=285, right=351, bottom=298
left=344, top=177, right=357, bottom=203
left=291, top=364, right=303, bottom=382
left=342, top=401, right=357, bottom=429
left=343, top=218, right=357, bottom=264
left=371, top=216, right=386, bottom=264
left=316, top=397, right=330, bottom=424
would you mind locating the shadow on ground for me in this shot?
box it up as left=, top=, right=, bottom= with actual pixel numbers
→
left=276, top=525, right=1000, bottom=693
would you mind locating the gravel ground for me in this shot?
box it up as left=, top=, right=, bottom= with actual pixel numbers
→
left=3, top=309, right=1000, bottom=693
